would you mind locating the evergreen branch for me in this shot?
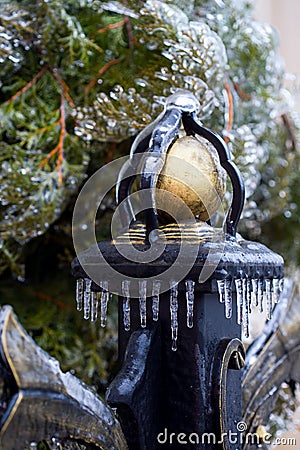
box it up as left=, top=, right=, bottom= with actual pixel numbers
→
left=120, top=0, right=136, bottom=49
left=92, top=14, right=136, bottom=48
left=223, top=80, right=234, bottom=143
left=40, top=95, right=66, bottom=185
left=95, top=17, right=129, bottom=35
left=8, top=65, right=48, bottom=102
left=233, top=82, right=252, bottom=100
left=33, top=121, right=60, bottom=135
left=124, top=15, right=135, bottom=49
left=50, top=69, right=76, bottom=108
left=84, top=58, right=121, bottom=94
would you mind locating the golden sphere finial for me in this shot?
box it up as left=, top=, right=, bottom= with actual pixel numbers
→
left=157, top=135, right=226, bottom=222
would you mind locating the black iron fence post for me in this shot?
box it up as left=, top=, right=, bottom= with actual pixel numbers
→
left=71, top=90, right=284, bottom=450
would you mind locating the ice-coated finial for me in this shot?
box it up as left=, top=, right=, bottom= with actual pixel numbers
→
left=165, top=89, right=200, bottom=114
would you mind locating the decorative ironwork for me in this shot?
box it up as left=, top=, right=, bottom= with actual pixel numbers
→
left=0, top=306, right=127, bottom=450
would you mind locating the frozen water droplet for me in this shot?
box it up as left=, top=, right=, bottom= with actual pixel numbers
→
left=90, top=291, right=98, bottom=322
left=265, top=279, right=272, bottom=320
left=152, top=280, right=161, bottom=321
left=224, top=279, right=232, bottom=319
left=100, top=281, right=109, bottom=327
left=84, top=279, right=92, bottom=320
left=185, top=279, right=195, bottom=328
left=242, top=279, right=249, bottom=338
left=170, top=281, right=178, bottom=351
left=122, top=280, right=131, bottom=331
left=217, top=279, right=226, bottom=303
left=235, top=278, right=243, bottom=325
left=139, top=279, right=147, bottom=328
left=272, top=278, right=281, bottom=304
left=76, top=278, right=84, bottom=311
left=258, top=279, right=264, bottom=312
left=251, top=278, right=259, bottom=307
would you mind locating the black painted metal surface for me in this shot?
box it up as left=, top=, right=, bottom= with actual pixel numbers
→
left=106, top=286, right=243, bottom=450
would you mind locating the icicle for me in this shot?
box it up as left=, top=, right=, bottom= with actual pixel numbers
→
left=90, top=291, right=98, bottom=322
left=139, top=279, right=147, bottom=328
left=224, top=279, right=232, bottom=319
left=258, top=279, right=264, bottom=313
left=185, top=279, right=195, bottom=328
left=152, top=280, right=161, bottom=321
left=100, top=281, right=109, bottom=327
left=217, top=279, right=226, bottom=303
left=235, top=278, right=243, bottom=325
left=272, top=278, right=281, bottom=304
left=251, top=278, right=259, bottom=307
left=265, top=279, right=272, bottom=320
left=76, top=278, right=84, bottom=311
left=247, top=279, right=252, bottom=314
left=242, top=278, right=249, bottom=338
left=83, top=278, right=92, bottom=320
left=170, top=281, right=178, bottom=351
left=122, top=280, right=131, bottom=331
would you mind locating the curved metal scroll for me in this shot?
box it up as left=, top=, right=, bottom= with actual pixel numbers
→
left=211, top=338, right=246, bottom=450
left=116, top=89, right=245, bottom=239
left=0, top=305, right=127, bottom=450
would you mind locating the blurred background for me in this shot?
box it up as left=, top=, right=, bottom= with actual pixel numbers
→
left=255, top=0, right=300, bottom=111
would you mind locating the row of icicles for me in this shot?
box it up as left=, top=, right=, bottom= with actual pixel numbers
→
left=76, top=277, right=284, bottom=351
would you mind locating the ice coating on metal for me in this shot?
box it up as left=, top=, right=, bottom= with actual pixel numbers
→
left=165, top=89, right=200, bottom=114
